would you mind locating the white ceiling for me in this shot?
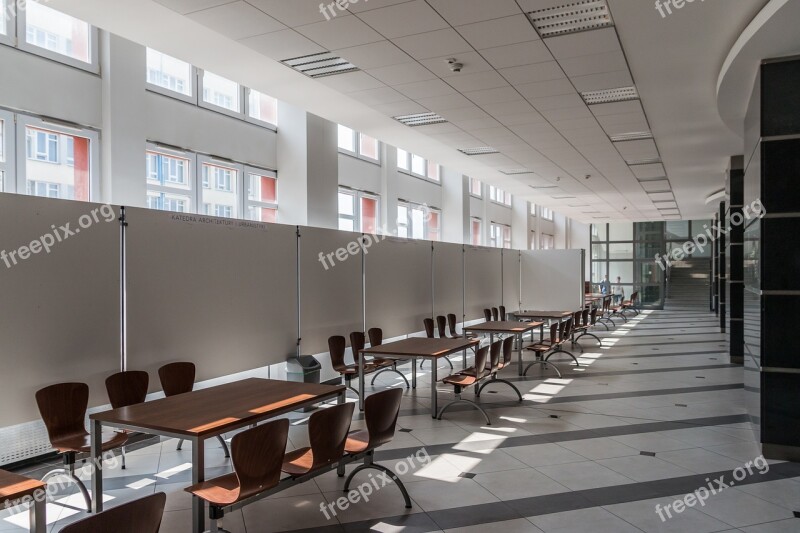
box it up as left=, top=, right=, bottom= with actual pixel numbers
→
left=49, top=0, right=772, bottom=222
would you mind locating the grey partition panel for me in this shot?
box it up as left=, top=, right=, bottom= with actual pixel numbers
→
left=502, top=250, right=521, bottom=312
left=433, top=242, right=464, bottom=320
left=521, top=250, right=584, bottom=311
left=365, top=238, right=432, bottom=338
left=0, top=194, right=120, bottom=426
left=299, top=227, right=363, bottom=355
left=125, top=209, right=297, bottom=389
left=465, top=246, right=503, bottom=321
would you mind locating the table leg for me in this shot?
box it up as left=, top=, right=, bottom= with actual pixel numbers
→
left=517, top=332, right=523, bottom=376
left=540, top=323, right=544, bottom=343
left=337, top=390, right=347, bottom=477
left=430, top=360, right=438, bottom=419
left=30, top=496, right=45, bottom=533
left=90, top=419, right=103, bottom=514
left=463, top=332, right=467, bottom=369
left=192, top=438, right=205, bottom=533
left=358, top=355, right=365, bottom=412
left=412, top=357, right=417, bottom=389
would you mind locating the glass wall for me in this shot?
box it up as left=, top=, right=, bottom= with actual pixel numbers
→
left=591, top=222, right=666, bottom=308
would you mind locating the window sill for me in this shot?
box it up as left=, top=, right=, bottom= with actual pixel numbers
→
left=146, top=88, right=278, bottom=132
left=490, top=200, right=512, bottom=208
left=398, top=169, right=441, bottom=186
left=338, top=150, right=381, bottom=166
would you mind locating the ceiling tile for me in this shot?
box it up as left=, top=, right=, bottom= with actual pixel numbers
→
left=480, top=100, right=537, bottom=116
left=632, top=163, right=667, bottom=180
left=428, top=0, right=521, bottom=26
left=394, top=79, right=457, bottom=99
left=497, top=112, right=548, bottom=126
left=445, top=71, right=509, bottom=92
left=415, top=93, right=474, bottom=110
left=479, top=41, right=552, bottom=69
left=559, top=50, right=628, bottom=77
left=239, top=29, right=325, bottom=60
left=499, top=62, right=565, bottom=85
left=516, top=78, right=575, bottom=99
left=438, top=107, right=491, bottom=121
left=367, top=62, right=437, bottom=85
left=450, top=117, right=503, bottom=130
left=371, top=100, right=430, bottom=115
left=463, top=86, right=522, bottom=105
left=419, top=51, right=494, bottom=78
left=545, top=27, right=620, bottom=60
left=640, top=180, right=672, bottom=193
left=649, top=192, right=676, bottom=202
left=189, top=1, right=286, bottom=40
left=345, top=0, right=411, bottom=12
left=527, top=93, right=585, bottom=111
left=570, top=70, right=633, bottom=92
left=156, top=0, right=237, bottom=15
left=295, top=14, right=384, bottom=49
left=334, top=41, right=413, bottom=70
left=393, top=29, right=472, bottom=60
left=247, top=0, right=345, bottom=26
left=347, top=86, right=408, bottom=105
left=317, top=71, right=385, bottom=92
left=615, top=139, right=659, bottom=161
left=539, top=106, right=594, bottom=121
left=456, top=14, right=539, bottom=49
left=589, top=100, right=644, bottom=117
left=356, top=0, right=448, bottom=38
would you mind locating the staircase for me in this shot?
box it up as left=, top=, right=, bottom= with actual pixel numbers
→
left=666, top=259, right=712, bottom=310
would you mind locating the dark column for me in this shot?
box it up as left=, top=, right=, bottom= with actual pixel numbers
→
left=745, top=56, right=800, bottom=461
left=712, top=214, right=719, bottom=315
left=727, top=157, right=744, bottom=365
left=718, top=202, right=726, bottom=333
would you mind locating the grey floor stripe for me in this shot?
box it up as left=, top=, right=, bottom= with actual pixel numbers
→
left=287, top=462, right=800, bottom=533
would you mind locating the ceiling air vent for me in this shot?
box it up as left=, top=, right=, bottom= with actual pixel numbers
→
left=458, top=147, right=499, bottom=156
left=581, top=86, right=638, bottom=105
left=393, top=112, right=447, bottom=127
left=610, top=131, right=653, bottom=142
left=501, top=169, right=534, bottom=175
left=528, top=0, right=613, bottom=38
left=281, top=52, right=358, bottom=79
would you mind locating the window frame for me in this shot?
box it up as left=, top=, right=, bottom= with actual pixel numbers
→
left=530, top=203, right=537, bottom=217
left=541, top=207, right=554, bottom=221
left=338, top=126, right=381, bottom=164
left=489, top=185, right=512, bottom=207
left=16, top=115, right=100, bottom=200
left=397, top=200, right=441, bottom=241
left=470, top=217, right=483, bottom=246
left=145, top=48, right=197, bottom=104
left=469, top=178, right=482, bottom=198
left=245, top=165, right=278, bottom=223
left=244, top=87, right=278, bottom=130
left=397, top=148, right=440, bottom=184
left=198, top=69, right=245, bottom=119
left=0, top=109, right=13, bottom=192
left=197, top=154, right=243, bottom=219
left=146, top=143, right=197, bottom=213
left=541, top=233, right=555, bottom=249
left=16, top=2, right=99, bottom=73
left=338, top=187, right=381, bottom=234
left=0, top=0, right=13, bottom=47
left=490, top=223, right=512, bottom=249
left=530, top=231, right=537, bottom=250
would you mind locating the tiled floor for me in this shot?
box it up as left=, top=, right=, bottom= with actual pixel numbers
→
left=4, top=303, right=799, bottom=532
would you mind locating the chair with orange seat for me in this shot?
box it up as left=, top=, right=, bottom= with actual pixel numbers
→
left=282, top=402, right=355, bottom=478
left=477, top=336, right=523, bottom=401
left=351, top=331, right=409, bottom=389
left=105, top=370, right=149, bottom=470
left=436, top=344, right=492, bottom=425
left=420, top=318, right=454, bottom=370
left=60, top=492, right=166, bottom=533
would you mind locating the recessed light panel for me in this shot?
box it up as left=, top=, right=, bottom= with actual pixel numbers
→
left=581, top=86, right=639, bottom=105
left=282, top=52, right=358, bottom=78
left=528, top=0, right=613, bottom=38
left=501, top=169, right=534, bottom=175
left=610, top=131, right=653, bottom=142
left=393, top=112, right=447, bottom=127
left=458, top=147, right=499, bottom=156
left=627, top=157, right=662, bottom=166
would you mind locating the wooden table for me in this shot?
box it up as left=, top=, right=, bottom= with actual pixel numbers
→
left=360, top=337, right=480, bottom=418
left=90, top=378, right=346, bottom=533
left=0, top=469, right=46, bottom=532
left=463, top=321, right=543, bottom=376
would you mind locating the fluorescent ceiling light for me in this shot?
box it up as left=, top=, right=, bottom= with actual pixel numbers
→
left=610, top=131, right=653, bottom=142
left=393, top=112, right=447, bottom=127
left=528, top=0, right=613, bottom=38
left=282, top=52, right=358, bottom=78
left=501, top=169, right=534, bottom=175
left=458, top=147, right=499, bottom=156
left=581, top=86, right=638, bottom=105
left=627, top=157, right=662, bottom=166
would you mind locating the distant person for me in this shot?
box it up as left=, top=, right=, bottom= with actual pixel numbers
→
left=612, top=277, right=625, bottom=305
left=600, top=275, right=611, bottom=295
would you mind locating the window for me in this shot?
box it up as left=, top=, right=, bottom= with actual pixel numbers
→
left=19, top=119, right=96, bottom=201
left=201, top=161, right=238, bottom=219
left=201, top=71, right=241, bottom=114
left=0, top=0, right=10, bottom=41
left=541, top=233, right=555, bottom=249
left=397, top=149, right=439, bottom=182
left=19, top=1, right=97, bottom=71
left=531, top=203, right=537, bottom=216
left=489, top=186, right=512, bottom=206
left=246, top=89, right=278, bottom=126
left=339, top=126, right=380, bottom=162
left=146, top=48, right=194, bottom=99
left=246, top=171, right=277, bottom=223
left=541, top=207, right=553, bottom=221
left=0, top=111, right=8, bottom=192
left=471, top=217, right=482, bottom=246
left=530, top=231, right=536, bottom=250
left=469, top=178, right=482, bottom=197
left=398, top=202, right=441, bottom=241
left=146, top=147, right=193, bottom=213
left=490, top=223, right=512, bottom=249
left=338, top=188, right=380, bottom=233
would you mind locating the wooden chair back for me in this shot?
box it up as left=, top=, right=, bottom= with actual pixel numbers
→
left=488, top=340, right=503, bottom=373
left=105, top=371, right=149, bottom=410
left=423, top=318, right=435, bottom=338
left=483, top=309, right=492, bottom=321
left=232, top=419, right=290, bottom=500
left=362, top=389, right=403, bottom=450
left=328, top=336, right=348, bottom=373
left=436, top=316, right=448, bottom=338
left=501, top=336, right=514, bottom=366
left=35, top=383, right=88, bottom=445
left=367, top=328, right=383, bottom=347
left=350, top=331, right=366, bottom=363
left=308, top=402, right=355, bottom=471
left=447, top=314, right=459, bottom=337
left=60, top=492, right=166, bottom=533
left=158, top=362, right=195, bottom=397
